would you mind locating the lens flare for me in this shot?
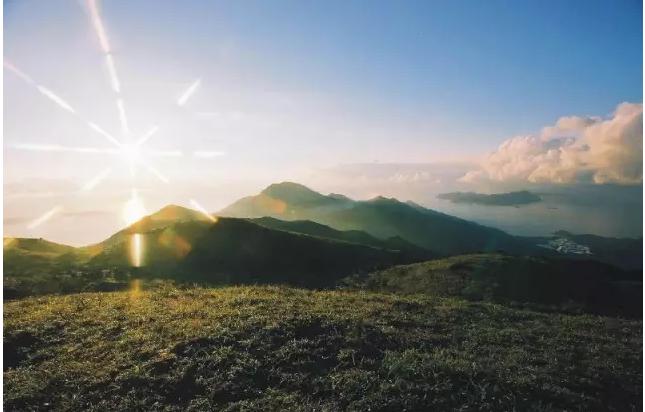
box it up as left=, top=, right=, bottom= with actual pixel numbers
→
left=28, top=206, right=63, bottom=229
left=177, top=79, right=201, bottom=106
left=82, top=168, right=113, bottom=192
left=9, top=0, right=228, bottom=258
left=129, top=234, right=143, bottom=267
left=190, top=199, right=217, bottom=222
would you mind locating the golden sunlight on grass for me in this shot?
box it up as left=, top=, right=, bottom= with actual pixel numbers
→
left=128, top=278, right=142, bottom=301
left=3, top=237, right=17, bottom=248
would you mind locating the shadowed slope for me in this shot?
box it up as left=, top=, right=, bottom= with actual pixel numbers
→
left=90, top=213, right=415, bottom=288
left=345, top=253, right=642, bottom=317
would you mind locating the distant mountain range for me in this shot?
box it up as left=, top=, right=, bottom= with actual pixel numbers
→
left=437, top=190, right=542, bottom=206
left=220, top=182, right=532, bottom=256
left=4, top=182, right=642, bottom=298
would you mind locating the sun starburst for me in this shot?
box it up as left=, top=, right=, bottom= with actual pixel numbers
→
left=5, top=0, right=224, bottom=266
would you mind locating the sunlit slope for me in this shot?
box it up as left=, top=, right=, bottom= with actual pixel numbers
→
left=90, top=216, right=415, bottom=287
left=85, top=204, right=211, bottom=253
left=3, top=237, right=77, bottom=256
left=220, top=182, right=351, bottom=219
left=220, top=182, right=531, bottom=255
left=345, top=253, right=642, bottom=317
left=4, top=286, right=641, bottom=410
left=3, top=237, right=89, bottom=277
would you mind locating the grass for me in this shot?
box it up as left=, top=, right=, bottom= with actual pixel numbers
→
left=4, top=285, right=642, bottom=411
left=343, top=253, right=642, bottom=318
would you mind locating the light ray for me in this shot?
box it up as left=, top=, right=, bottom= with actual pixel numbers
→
left=136, top=125, right=160, bottom=146
left=177, top=79, right=201, bottom=106
left=142, top=162, right=170, bottom=183
left=11, top=143, right=118, bottom=154
left=28, top=205, right=63, bottom=229
left=148, top=150, right=183, bottom=157
left=87, top=0, right=131, bottom=144
left=82, top=167, right=113, bottom=191
left=193, top=150, right=226, bottom=158
left=36, top=86, right=76, bottom=114
left=105, top=54, right=121, bottom=93
left=116, top=98, right=130, bottom=136
left=87, top=0, right=112, bottom=53
left=4, top=61, right=36, bottom=85
left=5, top=60, right=124, bottom=149
left=87, top=122, right=123, bottom=147
left=6, top=61, right=77, bottom=114
left=190, top=199, right=217, bottom=222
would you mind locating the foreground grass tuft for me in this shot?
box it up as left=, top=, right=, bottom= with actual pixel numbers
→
left=4, top=285, right=642, bottom=411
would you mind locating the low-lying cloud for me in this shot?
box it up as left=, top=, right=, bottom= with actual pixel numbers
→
left=461, top=102, right=643, bottom=185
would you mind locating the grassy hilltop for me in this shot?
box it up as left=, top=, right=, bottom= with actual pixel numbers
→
left=4, top=285, right=642, bottom=411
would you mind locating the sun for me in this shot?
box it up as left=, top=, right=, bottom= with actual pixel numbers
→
left=122, top=190, right=147, bottom=225
left=121, top=144, right=141, bottom=165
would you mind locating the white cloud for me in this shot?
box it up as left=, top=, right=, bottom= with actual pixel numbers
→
left=461, top=102, right=643, bottom=185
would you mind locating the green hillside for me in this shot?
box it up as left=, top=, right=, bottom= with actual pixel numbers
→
left=3, top=237, right=97, bottom=298
left=318, top=197, right=526, bottom=255
left=4, top=286, right=641, bottom=411
left=344, top=254, right=642, bottom=317
left=3, top=237, right=77, bottom=256
left=250, top=216, right=436, bottom=260
left=89, top=217, right=415, bottom=288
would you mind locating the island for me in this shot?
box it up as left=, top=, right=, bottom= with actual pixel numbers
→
left=437, top=190, right=541, bottom=206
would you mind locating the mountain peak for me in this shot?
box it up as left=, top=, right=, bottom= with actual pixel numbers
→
left=138, top=204, right=206, bottom=223
left=367, top=195, right=400, bottom=205
left=262, top=182, right=319, bottom=196
left=147, top=204, right=209, bottom=222
left=260, top=182, right=329, bottom=205
left=328, top=193, right=353, bottom=202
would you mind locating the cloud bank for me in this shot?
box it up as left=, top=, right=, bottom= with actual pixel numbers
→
left=461, top=102, right=643, bottom=185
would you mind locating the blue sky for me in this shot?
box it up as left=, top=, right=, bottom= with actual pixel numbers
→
left=6, top=0, right=642, bottom=152
left=130, top=0, right=641, bottom=127
left=3, top=0, right=643, bottom=244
